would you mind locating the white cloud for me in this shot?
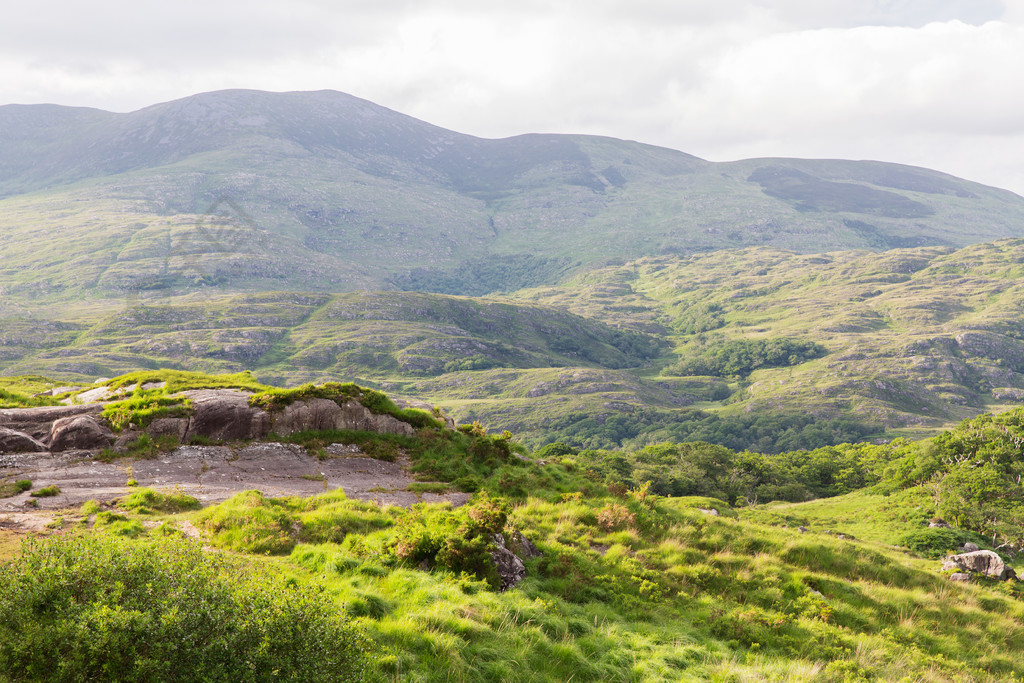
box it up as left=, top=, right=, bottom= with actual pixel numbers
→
left=1, top=1, right=1023, bottom=194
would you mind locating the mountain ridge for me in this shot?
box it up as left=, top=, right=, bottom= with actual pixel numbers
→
left=2, top=89, right=1024, bottom=306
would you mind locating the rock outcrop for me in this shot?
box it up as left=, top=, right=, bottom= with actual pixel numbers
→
left=942, top=550, right=1016, bottom=580
left=0, top=388, right=427, bottom=454
left=49, top=415, right=115, bottom=452
left=270, top=398, right=416, bottom=437
left=179, top=390, right=271, bottom=443
left=0, top=427, right=47, bottom=453
left=490, top=532, right=542, bottom=591
left=0, top=404, right=103, bottom=443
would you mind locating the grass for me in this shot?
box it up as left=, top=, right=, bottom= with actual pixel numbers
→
left=0, top=480, right=31, bottom=498
left=29, top=485, right=60, bottom=498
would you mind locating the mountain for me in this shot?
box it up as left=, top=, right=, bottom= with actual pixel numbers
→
left=3, top=89, right=1024, bottom=311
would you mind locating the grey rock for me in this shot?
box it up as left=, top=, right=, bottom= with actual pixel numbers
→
left=962, top=542, right=980, bottom=553
left=146, top=418, right=190, bottom=441
left=949, top=573, right=972, bottom=582
left=269, top=398, right=415, bottom=438
left=0, top=427, right=47, bottom=453
left=179, top=390, right=271, bottom=442
left=798, top=526, right=808, bottom=533
left=510, top=531, right=542, bottom=559
left=491, top=534, right=527, bottom=591
left=697, top=508, right=720, bottom=516
left=0, top=404, right=103, bottom=441
left=942, top=550, right=1012, bottom=580
left=929, top=520, right=951, bottom=528
left=49, top=415, right=115, bottom=452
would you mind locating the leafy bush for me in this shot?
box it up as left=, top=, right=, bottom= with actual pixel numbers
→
left=0, top=535, right=369, bottom=681
left=392, top=493, right=512, bottom=588
left=899, top=527, right=987, bottom=559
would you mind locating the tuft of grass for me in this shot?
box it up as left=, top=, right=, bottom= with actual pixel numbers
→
left=118, top=487, right=202, bottom=515
left=29, top=485, right=60, bottom=498
left=0, top=480, right=32, bottom=499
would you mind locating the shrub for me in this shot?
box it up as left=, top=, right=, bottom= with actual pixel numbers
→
left=29, top=485, right=60, bottom=498
left=0, top=535, right=369, bottom=681
left=118, top=487, right=202, bottom=514
left=899, top=527, right=987, bottom=559
left=597, top=503, right=636, bottom=531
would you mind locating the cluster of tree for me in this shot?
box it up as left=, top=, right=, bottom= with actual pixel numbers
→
left=882, top=407, right=1024, bottom=546
left=669, top=337, right=828, bottom=377
left=538, top=439, right=905, bottom=507
left=540, top=407, right=879, bottom=454
left=671, top=302, right=725, bottom=335
left=394, top=254, right=571, bottom=296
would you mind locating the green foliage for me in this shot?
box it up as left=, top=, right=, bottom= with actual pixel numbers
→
left=29, top=485, right=60, bottom=498
left=899, top=527, right=987, bottom=559
left=194, top=490, right=299, bottom=555
left=104, top=370, right=267, bottom=394
left=392, top=493, right=512, bottom=587
left=541, top=407, right=880, bottom=454
left=0, top=534, right=369, bottom=681
left=672, top=302, right=725, bottom=335
left=880, top=407, right=1024, bottom=545
left=102, top=394, right=193, bottom=431
left=117, top=487, right=202, bottom=514
left=0, top=480, right=32, bottom=498
left=670, top=336, right=828, bottom=377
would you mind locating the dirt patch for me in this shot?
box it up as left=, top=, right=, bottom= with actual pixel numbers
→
left=1, top=442, right=469, bottom=520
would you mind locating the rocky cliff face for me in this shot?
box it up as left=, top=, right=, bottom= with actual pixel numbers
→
left=0, top=388, right=419, bottom=455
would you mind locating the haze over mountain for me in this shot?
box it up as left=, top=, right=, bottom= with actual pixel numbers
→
left=3, top=89, right=1024, bottom=308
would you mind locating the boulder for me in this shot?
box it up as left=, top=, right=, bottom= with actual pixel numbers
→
left=929, top=520, right=951, bottom=529
left=336, top=400, right=416, bottom=437
left=509, top=531, right=542, bottom=559
left=268, top=397, right=416, bottom=437
left=962, top=542, right=980, bottom=553
left=179, top=390, right=271, bottom=442
left=271, top=398, right=345, bottom=434
left=146, top=418, right=190, bottom=441
left=942, top=550, right=1013, bottom=580
left=0, top=427, right=47, bottom=453
left=49, top=415, right=115, bottom=452
left=0, top=404, right=103, bottom=441
left=491, top=534, right=527, bottom=591
left=948, top=573, right=972, bottom=582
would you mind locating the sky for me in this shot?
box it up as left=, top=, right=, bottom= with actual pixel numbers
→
left=2, top=0, right=1024, bottom=194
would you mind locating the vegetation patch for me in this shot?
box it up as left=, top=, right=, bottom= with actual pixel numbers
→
left=0, top=480, right=31, bottom=498
left=0, top=535, right=370, bottom=681
left=117, top=487, right=202, bottom=515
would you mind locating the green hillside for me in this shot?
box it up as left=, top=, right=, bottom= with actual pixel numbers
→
left=4, top=240, right=1024, bottom=450
left=3, top=376, right=1023, bottom=682
left=3, top=90, right=1024, bottom=312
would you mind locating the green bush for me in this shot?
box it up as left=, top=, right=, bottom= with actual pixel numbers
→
left=0, top=535, right=369, bottom=681
left=899, top=527, right=987, bottom=559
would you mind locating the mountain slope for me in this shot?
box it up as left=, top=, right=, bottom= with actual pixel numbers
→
left=3, top=89, right=1024, bottom=309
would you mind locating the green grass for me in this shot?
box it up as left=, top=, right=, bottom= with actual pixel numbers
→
left=0, top=480, right=32, bottom=498
left=117, top=487, right=202, bottom=514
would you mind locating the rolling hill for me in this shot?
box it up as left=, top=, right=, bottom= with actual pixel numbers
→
left=3, top=89, right=1024, bottom=313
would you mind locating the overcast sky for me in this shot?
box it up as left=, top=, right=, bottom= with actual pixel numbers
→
left=3, top=0, right=1024, bottom=194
